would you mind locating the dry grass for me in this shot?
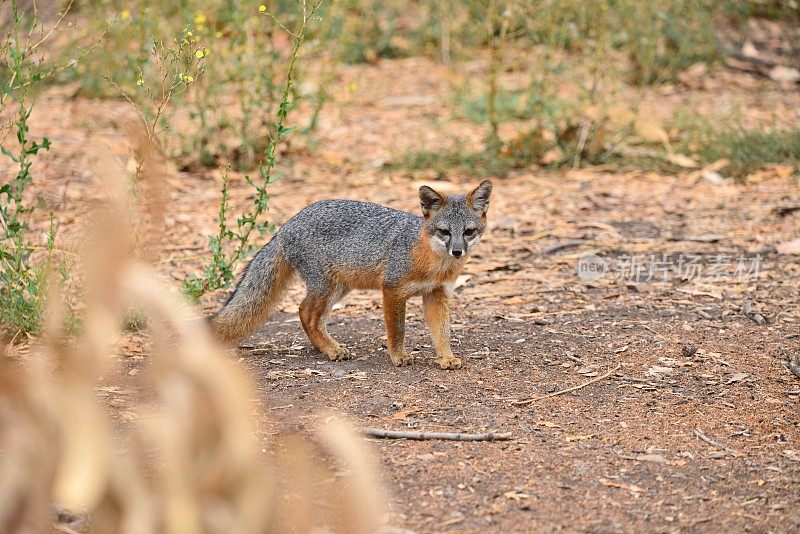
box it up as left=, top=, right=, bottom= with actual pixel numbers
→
left=0, top=132, right=382, bottom=533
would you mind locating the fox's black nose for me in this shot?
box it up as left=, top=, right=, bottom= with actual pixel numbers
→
left=452, top=249, right=463, bottom=257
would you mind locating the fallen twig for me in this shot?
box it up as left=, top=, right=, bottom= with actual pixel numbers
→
left=540, top=239, right=584, bottom=256
left=788, top=357, right=800, bottom=380
left=773, top=204, right=800, bottom=217
left=726, top=53, right=800, bottom=83
left=511, top=364, right=622, bottom=406
left=693, top=428, right=742, bottom=458
left=598, top=478, right=645, bottom=493
left=742, top=301, right=767, bottom=325
left=362, top=428, right=512, bottom=441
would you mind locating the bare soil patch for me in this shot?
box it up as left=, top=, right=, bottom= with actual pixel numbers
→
left=13, top=56, right=800, bottom=532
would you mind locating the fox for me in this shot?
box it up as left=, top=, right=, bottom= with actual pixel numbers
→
left=209, top=180, right=493, bottom=370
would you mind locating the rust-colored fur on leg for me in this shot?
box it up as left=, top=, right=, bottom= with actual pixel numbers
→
left=423, top=287, right=461, bottom=369
left=299, top=290, right=350, bottom=360
left=382, top=288, right=412, bottom=366
left=211, top=255, right=295, bottom=344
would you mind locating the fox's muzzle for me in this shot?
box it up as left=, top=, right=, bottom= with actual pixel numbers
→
left=448, top=234, right=466, bottom=258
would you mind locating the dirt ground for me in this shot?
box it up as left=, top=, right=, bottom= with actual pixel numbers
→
left=14, top=52, right=800, bottom=532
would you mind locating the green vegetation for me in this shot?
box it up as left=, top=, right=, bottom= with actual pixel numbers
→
left=692, top=126, right=800, bottom=179
left=122, top=306, right=149, bottom=331
left=723, top=0, right=800, bottom=20
left=182, top=1, right=325, bottom=301
left=0, top=1, right=70, bottom=338
left=395, top=148, right=518, bottom=179
left=1, top=0, right=797, bottom=336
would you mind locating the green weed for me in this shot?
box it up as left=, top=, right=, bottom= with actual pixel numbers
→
left=616, top=0, right=720, bottom=85
left=670, top=106, right=800, bottom=178
left=395, top=148, right=516, bottom=179
left=455, top=89, right=566, bottom=125
left=104, top=27, right=206, bottom=152
left=182, top=0, right=325, bottom=301
left=0, top=1, right=73, bottom=338
left=695, top=126, right=800, bottom=178
left=122, top=306, right=149, bottom=331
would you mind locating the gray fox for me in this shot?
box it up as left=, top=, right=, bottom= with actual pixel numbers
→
left=210, top=180, right=492, bottom=369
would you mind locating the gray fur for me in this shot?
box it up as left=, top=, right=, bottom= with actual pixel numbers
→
left=469, top=180, right=492, bottom=213
left=213, top=237, right=295, bottom=342
left=224, top=238, right=280, bottom=307
left=214, top=183, right=492, bottom=346
left=279, top=199, right=423, bottom=290
left=419, top=185, right=445, bottom=216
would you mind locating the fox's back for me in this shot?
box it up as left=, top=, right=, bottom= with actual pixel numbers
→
left=277, top=200, right=423, bottom=284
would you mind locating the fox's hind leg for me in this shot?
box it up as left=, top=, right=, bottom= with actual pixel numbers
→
left=299, top=285, right=350, bottom=360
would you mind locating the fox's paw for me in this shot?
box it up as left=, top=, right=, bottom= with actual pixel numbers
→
left=389, top=350, right=413, bottom=367
left=438, top=355, right=463, bottom=370
left=322, top=343, right=351, bottom=361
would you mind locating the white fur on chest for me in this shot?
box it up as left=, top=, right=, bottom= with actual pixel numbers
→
left=405, top=280, right=440, bottom=296
left=402, top=255, right=462, bottom=296
left=404, top=281, right=455, bottom=297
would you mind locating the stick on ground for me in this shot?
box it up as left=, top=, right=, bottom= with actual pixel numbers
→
left=362, top=428, right=512, bottom=441
left=788, top=357, right=800, bottom=380
left=693, top=428, right=742, bottom=458
left=511, top=364, right=621, bottom=406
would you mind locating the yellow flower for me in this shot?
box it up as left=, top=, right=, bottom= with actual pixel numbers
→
left=120, top=9, right=131, bottom=20
left=186, top=76, right=194, bottom=83
left=136, top=79, right=144, bottom=86
left=258, top=4, right=267, bottom=12
left=195, top=49, right=205, bottom=59
left=194, top=12, right=207, bottom=25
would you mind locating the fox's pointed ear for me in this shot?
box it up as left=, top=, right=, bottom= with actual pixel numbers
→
left=419, top=185, right=446, bottom=217
left=468, top=180, right=493, bottom=215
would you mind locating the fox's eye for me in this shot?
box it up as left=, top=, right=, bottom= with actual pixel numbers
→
left=437, top=228, right=451, bottom=237
left=464, top=228, right=477, bottom=238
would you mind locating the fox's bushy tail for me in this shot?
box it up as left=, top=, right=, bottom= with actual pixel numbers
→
left=210, top=238, right=295, bottom=344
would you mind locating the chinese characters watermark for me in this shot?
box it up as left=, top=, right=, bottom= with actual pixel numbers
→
left=577, top=252, right=763, bottom=283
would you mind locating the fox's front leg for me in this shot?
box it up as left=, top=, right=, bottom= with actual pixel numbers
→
left=423, top=286, right=462, bottom=370
left=382, top=287, right=412, bottom=366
